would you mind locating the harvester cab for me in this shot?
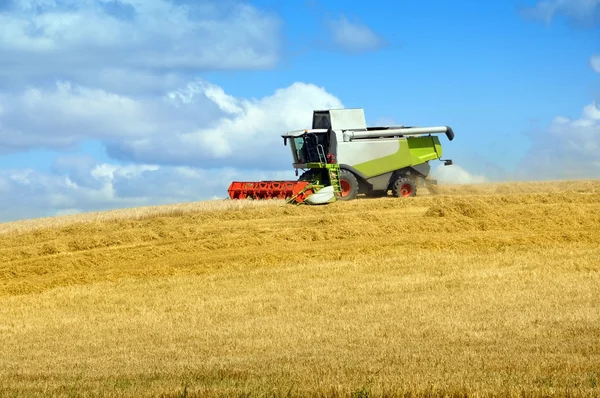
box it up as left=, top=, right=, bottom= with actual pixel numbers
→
left=227, top=108, right=455, bottom=205
left=284, top=129, right=334, bottom=166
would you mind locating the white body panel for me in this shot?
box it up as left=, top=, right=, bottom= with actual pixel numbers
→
left=326, top=109, right=367, bottom=130
left=335, top=137, right=400, bottom=166
left=305, top=185, right=335, bottom=204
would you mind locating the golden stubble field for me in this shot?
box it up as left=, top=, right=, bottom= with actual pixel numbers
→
left=1, top=180, right=599, bottom=398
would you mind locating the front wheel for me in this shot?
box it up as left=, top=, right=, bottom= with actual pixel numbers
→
left=337, top=169, right=359, bottom=201
left=392, top=177, right=416, bottom=197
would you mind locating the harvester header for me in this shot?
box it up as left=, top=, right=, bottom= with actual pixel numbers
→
left=227, top=108, right=455, bottom=204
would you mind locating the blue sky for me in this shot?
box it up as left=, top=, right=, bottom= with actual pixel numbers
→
left=0, top=0, right=599, bottom=222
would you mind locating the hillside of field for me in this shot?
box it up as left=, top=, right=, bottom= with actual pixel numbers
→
left=1, top=180, right=599, bottom=398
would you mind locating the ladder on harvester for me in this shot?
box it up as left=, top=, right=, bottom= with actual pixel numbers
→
left=327, top=163, right=342, bottom=197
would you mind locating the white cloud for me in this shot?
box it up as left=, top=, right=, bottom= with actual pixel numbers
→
left=517, top=100, right=600, bottom=179
left=431, top=164, right=487, bottom=185
left=326, top=14, right=386, bottom=53
left=0, top=0, right=281, bottom=86
left=0, top=161, right=296, bottom=222
left=0, top=79, right=344, bottom=169
left=591, top=55, right=600, bottom=73
left=521, top=0, right=600, bottom=27
left=0, top=80, right=223, bottom=152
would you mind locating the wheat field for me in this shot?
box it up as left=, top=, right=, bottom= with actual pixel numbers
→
left=1, top=180, right=599, bottom=397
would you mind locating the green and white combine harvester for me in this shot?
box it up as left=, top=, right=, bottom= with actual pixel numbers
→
left=227, top=108, right=455, bottom=205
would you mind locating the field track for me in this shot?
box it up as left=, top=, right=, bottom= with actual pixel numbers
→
left=1, top=180, right=599, bottom=397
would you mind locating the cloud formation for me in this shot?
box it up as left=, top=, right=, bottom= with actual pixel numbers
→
left=0, top=0, right=282, bottom=88
left=325, top=14, right=387, bottom=53
left=514, top=56, right=600, bottom=180
left=0, top=160, right=296, bottom=222
left=432, top=53, right=600, bottom=184
left=106, top=81, right=344, bottom=169
left=520, top=0, right=600, bottom=27
left=0, top=80, right=344, bottom=169
left=518, top=100, right=600, bottom=179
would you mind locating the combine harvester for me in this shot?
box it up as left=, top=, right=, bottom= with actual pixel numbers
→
left=227, top=108, right=455, bottom=205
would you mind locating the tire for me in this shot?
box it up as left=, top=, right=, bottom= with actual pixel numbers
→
left=392, top=177, right=416, bottom=197
left=338, top=169, right=359, bottom=201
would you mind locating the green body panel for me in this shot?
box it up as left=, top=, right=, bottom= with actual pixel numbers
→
left=407, top=136, right=443, bottom=165
left=351, top=136, right=442, bottom=177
